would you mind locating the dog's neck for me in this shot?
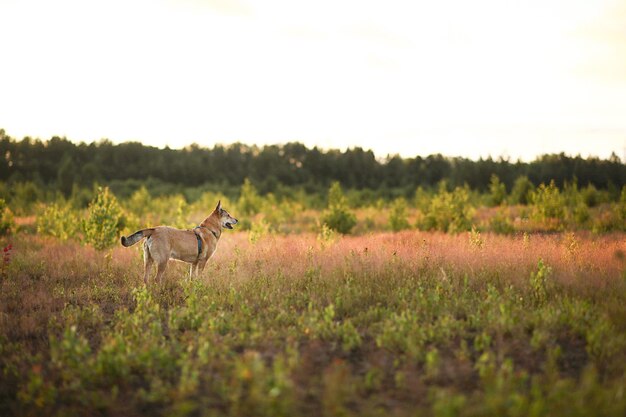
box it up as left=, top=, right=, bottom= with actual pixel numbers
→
left=199, top=212, right=222, bottom=239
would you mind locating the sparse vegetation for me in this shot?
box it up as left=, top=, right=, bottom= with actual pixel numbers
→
left=1, top=230, right=625, bottom=416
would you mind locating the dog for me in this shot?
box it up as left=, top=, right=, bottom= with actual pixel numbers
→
left=121, top=201, right=238, bottom=283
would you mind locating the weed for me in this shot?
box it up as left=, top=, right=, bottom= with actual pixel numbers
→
left=468, top=225, right=484, bottom=249
left=530, top=259, right=552, bottom=304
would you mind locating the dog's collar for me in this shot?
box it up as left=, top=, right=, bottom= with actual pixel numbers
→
left=192, top=229, right=203, bottom=257
left=194, top=225, right=220, bottom=239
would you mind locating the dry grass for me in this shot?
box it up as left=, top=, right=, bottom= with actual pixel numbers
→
left=1, top=230, right=625, bottom=416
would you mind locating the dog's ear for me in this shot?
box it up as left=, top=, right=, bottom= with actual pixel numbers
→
left=215, top=200, right=222, bottom=212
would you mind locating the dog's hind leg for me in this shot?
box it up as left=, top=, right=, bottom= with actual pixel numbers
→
left=143, top=242, right=154, bottom=284
left=155, top=261, right=167, bottom=284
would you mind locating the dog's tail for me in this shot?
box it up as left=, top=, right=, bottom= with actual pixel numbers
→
left=121, top=228, right=154, bottom=247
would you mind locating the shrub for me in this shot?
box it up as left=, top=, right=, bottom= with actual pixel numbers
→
left=249, top=218, right=271, bottom=244
left=530, top=258, right=552, bottom=303
left=126, top=186, right=151, bottom=217
left=510, top=176, right=534, bottom=205
left=36, top=202, right=79, bottom=240
left=562, top=179, right=582, bottom=208
left=322, top=182, right=356, bottom=234
left=581, top=184, right=601, bottom=208
left=9, top=182, right=41, bottom=214
left=489, top=206, right=515, bottom=234
left=419, top=185, right=473, bottom=233
left=172, top=196, right=191, bottom=229
left=488, top=174, right=506, bottom=207
left=593, top=186, right=626, bottom=232
left=238, top=178, right=262, bottom=216
left=572, top=202, right=590, bottom=226
left=414, top=186, right=431, bottom=212
left=317, top=223, right=337, bottom=248
left=0, top=199, right=15, bottom=236
left=468, top=225, right=484, bottom=249
left=616, top=186, right=626, bottom=226
left=83, top=187, right=124, bottom=250
left=530, top=181, right=565, bottom=227
left=389, top=197, right=410, bottom=231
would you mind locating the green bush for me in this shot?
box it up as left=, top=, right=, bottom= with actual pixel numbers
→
left=238, top=178, right=262, bottom=216
left=389, top=197, right=410, bottom=232
left=488, top=174, right=506, bottom=207
left=9, top=182, right=41, bottom=214
left=530, top=259, right=552, bottom=304
left=593, top=186, right=626, bottom=232
left=125, top=185, right=151, bottom=217
left=572, top=202, right=590, bottom=226
left=510, top=176, right=534, bottom=205
left=530, top=181, right=565, bottom=226
left=581, top=184, right=602, bottom=207
left=36, top=202, right=79, bottom=240
left=489, top=206, right=515, bottom=234
left=419, top=185, right=474, bottom=233
left=616, top=186, right=626, bottom=226
left=322, top=182, right=356, bottom=234
left=83, top=187, right=124, bottom=250
left=414, top=186, right=431, bottom=212
left=0, top=198, right=15, bottom=236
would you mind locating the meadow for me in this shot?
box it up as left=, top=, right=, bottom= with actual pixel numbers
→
left=2, top=226, right=626, bottom=416
left=1, top=179, right=626, bottom=416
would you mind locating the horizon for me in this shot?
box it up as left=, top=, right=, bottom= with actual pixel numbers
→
left=1, top=0, right=625, bottom=161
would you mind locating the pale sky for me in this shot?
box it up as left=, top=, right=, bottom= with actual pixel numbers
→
left=1, top=0, right=625, bottom=161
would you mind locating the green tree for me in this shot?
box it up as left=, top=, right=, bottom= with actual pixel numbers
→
left=581, top=184, right=601, bottom=207
left=37, top=202, right=80, bottom=241
left=57, top=155, right=76, bottom=197
left=616, top=186, right=626, bottom=226
left=419, top=185, right=473, bottom=233
left=510, top=176, right=534, bottom=205
left=83, top=187, right=124, bottom=250
left=0, top=198, right=15, bottom=235
left=488, top=174, right=506, bottom=206
left=530, top=181, right=565, bottom=225
left=389, top=197, right=410, bottom=231
left=238, top=178, right=262, bottom=216
left=322, top=182, right=356, bottom=234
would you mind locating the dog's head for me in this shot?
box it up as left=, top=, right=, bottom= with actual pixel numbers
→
left=215, top=200, right=238, bottom=230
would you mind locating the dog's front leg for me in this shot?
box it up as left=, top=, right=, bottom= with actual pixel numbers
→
left=196, top=259, right=208, bottom=278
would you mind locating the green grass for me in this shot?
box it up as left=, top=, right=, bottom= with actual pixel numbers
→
left=1, top=231, right=626, bottom=416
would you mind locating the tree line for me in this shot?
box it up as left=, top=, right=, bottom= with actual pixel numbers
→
left=1, top=129, right=625, bottom=197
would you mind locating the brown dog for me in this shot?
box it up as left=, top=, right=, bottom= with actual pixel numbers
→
left=121, top=201, right=238, bottom=283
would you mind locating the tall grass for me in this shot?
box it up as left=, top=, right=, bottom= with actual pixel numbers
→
left=1, top=230, right=625, bottom=416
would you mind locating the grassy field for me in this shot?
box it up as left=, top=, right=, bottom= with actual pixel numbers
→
left=1, top=230, right=626, bottom=416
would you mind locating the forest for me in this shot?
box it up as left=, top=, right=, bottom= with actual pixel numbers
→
left=1, top=129, right=625, bottom=200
